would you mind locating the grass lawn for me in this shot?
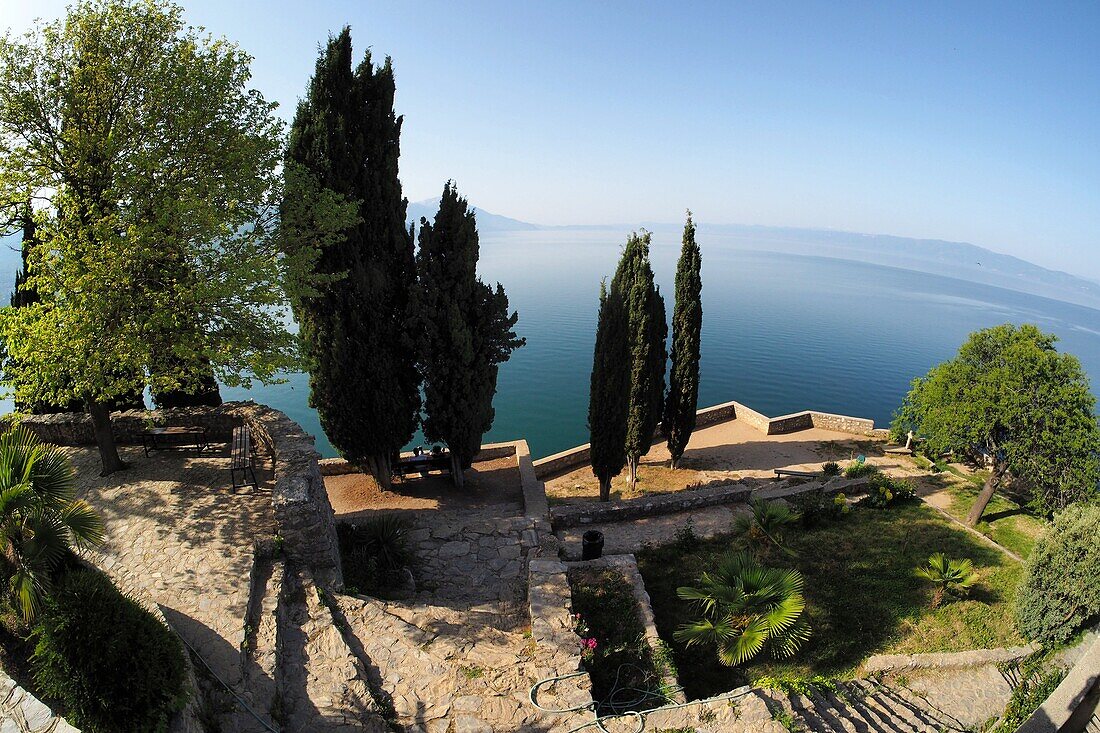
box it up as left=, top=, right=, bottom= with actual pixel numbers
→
left=637, top=501, right=1025, bottom=700
left=909, top=456, right=1048, bottom=558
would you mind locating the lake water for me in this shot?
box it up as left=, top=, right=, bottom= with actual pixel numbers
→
left=220, top=228, right=1100, bottom=460
left=2, top=228, right=1097, bottom=459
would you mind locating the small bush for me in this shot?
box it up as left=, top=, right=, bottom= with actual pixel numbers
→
left=915, top=553, right=978, bottom=607
left=857, top=474, right=916, bottom=509
left=338, top=515, right=414, bottom=595
left=31, top=568, right=188, bottom=733
left=793, top=489, right=846, bottom=528
left=822, top=462, right=840, bottom=478
left=673, top=517, right=699, bottom=549
left=1016, top=504, right=1100, bottom=645
left=843, top=461, right=879, bottom=479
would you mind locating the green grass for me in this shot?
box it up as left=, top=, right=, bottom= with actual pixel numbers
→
left=637, top=502, right=1025, bottom=700
left=942, top=483, right=1047, bottom=559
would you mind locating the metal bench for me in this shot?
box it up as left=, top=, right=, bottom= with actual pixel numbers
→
left=774, top=468, right=818, bottom=478
left=230, top=425, right=258, bottom=490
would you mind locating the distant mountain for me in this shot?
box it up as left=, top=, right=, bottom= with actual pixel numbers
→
left=406, top=198, right=539, bottom=232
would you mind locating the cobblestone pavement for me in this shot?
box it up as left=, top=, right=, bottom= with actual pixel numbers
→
left=66, top=446, right=276, bottom=689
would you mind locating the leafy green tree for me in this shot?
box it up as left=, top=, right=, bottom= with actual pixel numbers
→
left=915, top=553, right=978, bottom=607
left=893, top=324, right=1100, bottom=524
left=617, top=232, right=667, bottom=490
left=663, top=211, right=702, bottom=468
left=281, top=28, right=420, bottom=489
left=415, top=183, right=524, bottom=485
left=675, top=551, right=810, bottom=666
left=0, top=428, right=103, bottom=620
left=588, top=278, right=629, bottom=501
left=0, top=0, right=294, bottom=474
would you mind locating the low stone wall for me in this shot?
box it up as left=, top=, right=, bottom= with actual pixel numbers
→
left=532, top=398, right=879, bottom=479
left=527, top=559, right=593, bottom=712
left=8, top=402, right=343, bottom=590
left=0, top=669, right=78, bottom=733
left=862, top=645, right=1038, bottom=674
left=550, top=481, right=752, bottom=529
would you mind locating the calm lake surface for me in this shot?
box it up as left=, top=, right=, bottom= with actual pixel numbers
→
left=222, top=228, right=1100, bottom=460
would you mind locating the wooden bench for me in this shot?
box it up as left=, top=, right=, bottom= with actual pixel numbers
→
left=230, top=425, right=258, bottom=490
left=774, top=468, right=818, bottom=479
left=141, top=426, right=207, bottom=456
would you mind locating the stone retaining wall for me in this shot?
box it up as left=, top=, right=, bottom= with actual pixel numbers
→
left=532, top=399, right=879, bottom=479
left=551, top=482, right=753, bottom=528
left=1018, top=633, right=1100, bottom=733
left=0, top=669, right=78, bottom=733
left=862, top=645, right=1038, bottom=674
left=8, top=402, right=343, bottom=589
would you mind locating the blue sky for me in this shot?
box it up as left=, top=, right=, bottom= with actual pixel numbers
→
left=4, top=1, right=1098, bottom=278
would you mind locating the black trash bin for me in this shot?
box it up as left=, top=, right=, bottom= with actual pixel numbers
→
left=581, top=530, right=604, bottom=560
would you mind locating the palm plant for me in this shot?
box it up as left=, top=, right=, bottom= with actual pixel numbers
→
left=0, top=428, right=104, bottom=619
left=915, top=552, right=978, bottom=607
left=674, top=551, right=810, bottom=667
left=734, top=498, right=799, bottom=552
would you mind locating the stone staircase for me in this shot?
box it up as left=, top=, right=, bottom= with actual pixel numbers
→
left=642, top=679, right=973, bottom=733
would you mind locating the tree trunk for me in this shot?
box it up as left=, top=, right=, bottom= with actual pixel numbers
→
left=965, top=463, right=1001, bottom=526
left=628, top=456, right=638, bottom=490
left=451, top=454, right=464, bottom=489
left=364, top=454, right=392, bottom=492
left=598, top=476, right=612, bottom=502
left=670, top=454, right=680, bottom=470
left=88, top=401, right=127, bottom=476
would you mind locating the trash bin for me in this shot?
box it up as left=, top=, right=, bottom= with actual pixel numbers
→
left=581, top=530, right=604, bottom=560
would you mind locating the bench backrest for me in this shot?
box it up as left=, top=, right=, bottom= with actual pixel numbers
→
left=231, top=426, right=252, bottom=468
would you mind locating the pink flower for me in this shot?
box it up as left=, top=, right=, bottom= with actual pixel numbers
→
left=583, top=638, right=598, bottom=650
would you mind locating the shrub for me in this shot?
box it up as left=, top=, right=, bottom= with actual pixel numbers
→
left=857, top=474, right=916, bottom=509
left=822, top=462, right=840, bottom=478
left=793, top=489, right=846, bottom=528
left=734, top=499, right=799, bottom=551
left=915, top=553, right=978, bottom=607
left=1016, top=504, right=1100, bottom=645
left=843, top=461, right=879, bottom=479
left=337, top=515, right=414, bottom=595
left=31, top=567, right=188, bottom=733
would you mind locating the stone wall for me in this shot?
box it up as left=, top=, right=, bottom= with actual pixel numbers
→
left=532, top=398, right=879, bottom=479
left=7, top=402, right=343, bottom=589
left=1018, top=632, right=1100, bottom=733
left=0, top=669, right=78, bottom=733
left=550, top=481, right=753, bottom=528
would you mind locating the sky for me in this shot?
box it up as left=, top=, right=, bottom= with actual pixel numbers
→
left=3, top=1, right=1099, bottom=278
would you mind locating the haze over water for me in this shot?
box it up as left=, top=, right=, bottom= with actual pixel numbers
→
left=223, top=228, right=1100, bottom=460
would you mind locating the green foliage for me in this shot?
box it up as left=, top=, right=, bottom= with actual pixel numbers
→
left=588, top=276, right=630, bottom=500
left=415, top=183, right=524, bottom=471
left=0, top=0, right=294, bottom=440
left=281, top=28, right=420, bottom=482
left=638, top=503, right=1023, bottom=699
left=843, top=461, right=879, bottom=478
left=893, top=324, right=1100, bottom=516
left=792, top=489, right=848, bottom=529
left=1016, top=504, right=1100, bottom=645
left=674, top=517, right=700, bottom=549
left=569, top=566, right=664, bottom=713
left=856, top=474, right=916, bottom=509
left=734, top=499, right=799, bottom=550
left=915, top=553, right=978, bottom=607
left=337, top=516, right=414, bottom=596
left=663, top=212, right=702, bottom=468
left=31, top=567, right=188, bottom=733
left=822, top=462, right=840, bottom=477
left=756, top=673, right=838, bottom=696
left=674, top=551, right=810, bottom=667
left=0, top=428, right=103, bottom=619
left=992, top=650, right=1067, bottom=733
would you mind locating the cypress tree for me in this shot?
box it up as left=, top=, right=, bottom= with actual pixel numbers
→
left=282, top=29, right=420, bottom=488
left=618, top=231, right=667, bottom=489
left=588, top=277, right=629, bottom=501
left=416, top=183, right=523, bottom=486
left=663, top=211, right=703, bottom=468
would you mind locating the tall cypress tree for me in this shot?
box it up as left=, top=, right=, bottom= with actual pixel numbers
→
left=619, top=231, right=667, bottom=489
left=282, top=29, right=419, bottom=487
left=663, top=211, right=703, bottom=468
left=416, top=183, right=523, bottom=486
left=588, top=277, right=629, bottom=501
